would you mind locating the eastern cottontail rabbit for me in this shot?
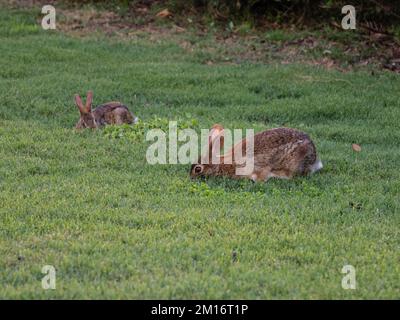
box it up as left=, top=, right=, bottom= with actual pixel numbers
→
left=74, top=91, right=138, bottom=129
left=190, top=124, right=323, bottom=181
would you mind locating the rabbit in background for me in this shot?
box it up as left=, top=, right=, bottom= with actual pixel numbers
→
left=74, top=91, right=138, bottom=129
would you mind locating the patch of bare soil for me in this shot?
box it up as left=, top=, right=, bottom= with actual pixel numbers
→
left=4, top=0, right=400, bottom=73
left=4, top=0, right=54, bottom=7
left=56, top=7, right=187, bottom=39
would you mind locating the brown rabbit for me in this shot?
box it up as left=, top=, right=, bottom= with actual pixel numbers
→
left=74, top=91, right=137, bottom=129
left=190, top=124, right=323, bottom=182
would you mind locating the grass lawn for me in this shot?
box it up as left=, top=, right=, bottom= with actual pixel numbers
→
left=0, top=7, right=399, bottom=299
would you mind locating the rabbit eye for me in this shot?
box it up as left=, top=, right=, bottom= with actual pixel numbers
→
left=194, top=165, right=203, bottom=174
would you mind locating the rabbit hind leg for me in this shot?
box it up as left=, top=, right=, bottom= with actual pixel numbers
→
left=251, top=167, right=271, bottom=182
left=114, top=108, right=133, bottom=124
left=104, top=112, right=115, bottom=125
left=269, top=169, right=293, bottom=180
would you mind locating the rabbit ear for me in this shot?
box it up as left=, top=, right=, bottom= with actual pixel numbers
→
left=208, top=124, right=225, bottom=163
left=209, top=124, right=223, bottom=143
left=85, top=91, right=93, bottom=112
left=74, top=94, right=86, bottom=114
left=210, top=124, right=224, bottom=150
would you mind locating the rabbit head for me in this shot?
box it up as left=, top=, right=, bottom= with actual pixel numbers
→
left=190, top=124, right=229, bottom=178
left=75, top=91, right=97, bottom=129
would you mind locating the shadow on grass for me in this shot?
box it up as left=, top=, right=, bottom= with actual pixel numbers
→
left=188, top=169, right=330, bottom=196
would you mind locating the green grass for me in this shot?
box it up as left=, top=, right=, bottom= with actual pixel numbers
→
left=0, top=7, right=399, bottom=299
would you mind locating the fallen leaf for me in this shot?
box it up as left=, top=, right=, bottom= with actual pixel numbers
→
left=156, top=9, right=172, bottom=18
left=174, top=25, right=185, bottom=33
left=352, top=144, right=361, bottom=152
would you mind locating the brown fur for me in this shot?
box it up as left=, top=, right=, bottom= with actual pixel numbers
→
left=75, top=92, right=135, bottom=129
left=190, top=125, right=320, bottom=182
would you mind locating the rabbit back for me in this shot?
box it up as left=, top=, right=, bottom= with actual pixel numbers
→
left=93, top=102, right=134, bottom=126
left=251, top=128, right=318, bottom=179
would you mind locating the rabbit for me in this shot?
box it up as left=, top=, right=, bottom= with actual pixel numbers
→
left=190, top=124, right=323, bottom=182
left=74, top=91, right=138, bottom=129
